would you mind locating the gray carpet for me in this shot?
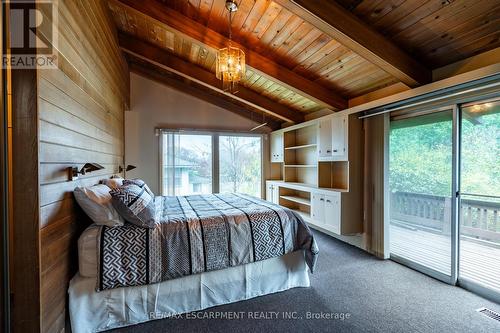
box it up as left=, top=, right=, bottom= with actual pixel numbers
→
left=112, top=231, right=500, bottom=332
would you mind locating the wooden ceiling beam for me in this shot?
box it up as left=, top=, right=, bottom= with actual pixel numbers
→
left=116, top=0, right=347, bottom=110
left=274, top=0, right=431, bottom=87
left=119, top=33, right=304, bottom=123
left=126, top=56, right=283, bottom=131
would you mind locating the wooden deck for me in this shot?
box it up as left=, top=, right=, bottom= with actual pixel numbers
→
left=390, top=224, right=500, bottom=292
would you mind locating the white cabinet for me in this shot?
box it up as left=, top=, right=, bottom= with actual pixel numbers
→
left=318, top=118, right=332, bottom=160
left=266, top=182, right=280, bottom=204
left=270, top=131, right=284, bottom=163
left=318, top=115, right=347, bottom=161
left=324, top=193, right=341, bottom=234
left=331, top=114, right=347, bottom=161
left=311, top=193, right=325, bottom=222
left=311, top=191, right=341, bottom=234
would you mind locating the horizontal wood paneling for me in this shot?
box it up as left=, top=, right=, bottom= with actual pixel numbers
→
left=37, top=1, right=128, bottom=332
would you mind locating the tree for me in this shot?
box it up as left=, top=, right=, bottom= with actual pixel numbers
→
left=219, top=136, right=261, bottom=195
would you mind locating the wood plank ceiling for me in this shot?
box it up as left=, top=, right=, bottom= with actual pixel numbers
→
left=108, top=0, right=499, bottom=125
left=336, top=0, right=500, bottom=68
left=150, top=0, right=402, bottom=97
left=108, top=0, right=345, bottom=123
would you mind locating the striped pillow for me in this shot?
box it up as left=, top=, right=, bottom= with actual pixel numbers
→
left=123, top=178, right=154, bottom=197
left=110, top=184, right=156, bottom=228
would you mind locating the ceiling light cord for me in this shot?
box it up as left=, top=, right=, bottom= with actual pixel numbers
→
left=227, top=2, right=233, bottom=44
left=228, top=10, right=232, bottom=43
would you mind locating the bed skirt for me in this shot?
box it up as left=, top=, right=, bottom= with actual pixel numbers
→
left=69, top=250, right=310, bottom=333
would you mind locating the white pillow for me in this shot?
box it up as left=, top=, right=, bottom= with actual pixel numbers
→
left=100, top=176, right=124, bottom=189
left=78, top=224, right=99, bottom=278
left=74, top=184, right=124, bottom=227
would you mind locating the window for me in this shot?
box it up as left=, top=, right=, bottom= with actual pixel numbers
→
left=219, top=135, right=262, bottom=197
left=161, top=133, right=212, bottom=196
left=160, top=131, right=262, bottom=197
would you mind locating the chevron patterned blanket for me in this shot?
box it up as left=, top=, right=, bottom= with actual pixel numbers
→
left=97, top=193, right=318, bottom=291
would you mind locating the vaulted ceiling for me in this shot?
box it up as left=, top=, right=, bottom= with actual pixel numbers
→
left=107, top=0, right=500, bottom=128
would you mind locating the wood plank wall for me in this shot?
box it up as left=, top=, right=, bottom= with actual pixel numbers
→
left=0, top=3, right=6, bottom=330
left=36, top=1, right=129, bottom=332
left=11, top=68, right=40, bottom=333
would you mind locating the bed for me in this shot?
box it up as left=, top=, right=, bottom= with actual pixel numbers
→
left=69, top=192, right=318, bottom=332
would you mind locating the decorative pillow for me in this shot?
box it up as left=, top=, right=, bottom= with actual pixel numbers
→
left=100, top=176, right=124, bottom=189
left=123, top=178, right=155, bottom=197
left=74, top=184, right=124, bottom=227
left=110, top=184, right=156, bottom=228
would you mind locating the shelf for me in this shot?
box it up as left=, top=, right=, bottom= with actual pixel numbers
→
left=285, top=143, right=317, bottom=150
left=284, top=164, right=317, bottom=168
left=274, top=181, right=349, bottom=193
left=280, top=195, right=311, bottom=206
left=291, top=209, right=311, bottom=222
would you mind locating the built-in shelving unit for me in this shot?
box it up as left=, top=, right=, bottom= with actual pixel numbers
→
left=283, top=124, right=318, bottom=187
left=267, top=112, right=363, bottom=236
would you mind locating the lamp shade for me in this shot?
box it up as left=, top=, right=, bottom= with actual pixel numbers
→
left=216, top=45, right=246, bottom=92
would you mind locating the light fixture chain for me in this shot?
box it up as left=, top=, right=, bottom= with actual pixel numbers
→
left=228, top=9, right=233, bottom=41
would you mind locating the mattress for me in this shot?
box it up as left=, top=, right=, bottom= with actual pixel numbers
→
left=69, top=250, right=310, bottom=333
left=78, top=224, right=100, bottom=278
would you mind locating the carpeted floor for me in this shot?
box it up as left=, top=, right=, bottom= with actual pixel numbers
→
left=112, top=230, right=500, bottom=332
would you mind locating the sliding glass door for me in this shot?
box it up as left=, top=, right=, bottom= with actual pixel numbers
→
left=388, top=97, right=500, bottom=301
left=459, top=100, right=500, bottom=295
left=389, top=109, right=454, bottom=279
left=219, top=135, right=262, bottom=197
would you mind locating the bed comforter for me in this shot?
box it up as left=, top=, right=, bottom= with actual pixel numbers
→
left=97, top=193, right=318, bottom=291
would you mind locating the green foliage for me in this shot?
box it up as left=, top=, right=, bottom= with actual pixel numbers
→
left=390, top=111, right=499, bottom=198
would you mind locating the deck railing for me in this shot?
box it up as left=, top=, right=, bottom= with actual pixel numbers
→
left=390, top=191, right=500, bottom=242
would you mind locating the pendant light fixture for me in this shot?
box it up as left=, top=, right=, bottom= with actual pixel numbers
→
left=216, top=0, right=246, bottom=93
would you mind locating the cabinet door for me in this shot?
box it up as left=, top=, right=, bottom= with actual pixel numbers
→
left=331, top=115, right=346, bottom=160
left=266, top=184, right=274, bottom=202
left=311, top=193, right=325, bottom=224
left=272, top=186, right=280, bottom=204
left=318, top=119, right=332, bottom=159
left=270, top=131, right=284, bottom=163
left=324, top=193, right=341, bottom=234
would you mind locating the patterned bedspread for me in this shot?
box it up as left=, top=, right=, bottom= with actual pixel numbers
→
left=97, top=193, right=318, bottom=291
